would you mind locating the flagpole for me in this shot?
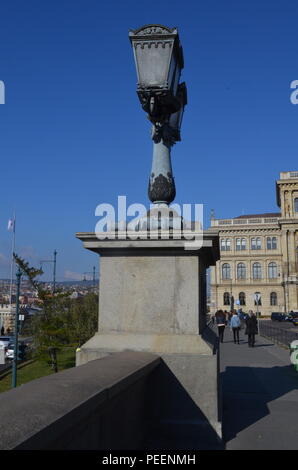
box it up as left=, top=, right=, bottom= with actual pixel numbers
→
left=9, top=213, right=16, bottom=311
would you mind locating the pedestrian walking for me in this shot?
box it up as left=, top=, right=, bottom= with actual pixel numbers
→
left=245, top=310, right=258, bottom=347
left=215, top=310, right=227, bottom=343
left=230, top=310, right=241, bottom=344
left=237, top=308, right=245, bottom=329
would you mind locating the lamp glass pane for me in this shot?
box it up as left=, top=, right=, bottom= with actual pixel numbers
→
left=134, top=41, right=173, bottom=88
left=172, top=59, right=181, bottom=96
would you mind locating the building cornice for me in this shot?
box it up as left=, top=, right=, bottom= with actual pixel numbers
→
left=218, top=254, right=282, bottom=259
left=216, top=229, right=281, bottom=236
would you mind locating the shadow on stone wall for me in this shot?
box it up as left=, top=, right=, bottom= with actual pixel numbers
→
left=143, top=358, right=223, bottom=450
left=202, top=323, right=219, bottom=355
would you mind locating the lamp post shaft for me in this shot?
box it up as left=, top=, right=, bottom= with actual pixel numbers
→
left=12, top=267, right=21, bottom=388
left=53, top=250, right=57, bottom=294
left=93, top=266, right=96, bottom=289
left=149, top=134, right=175, bottom=204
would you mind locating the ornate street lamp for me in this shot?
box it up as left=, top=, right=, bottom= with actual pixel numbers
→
left=129, top=24, right=187, bottom=206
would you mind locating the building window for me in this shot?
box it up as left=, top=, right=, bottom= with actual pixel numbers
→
left=221, top=238, right=231, bottom=251
left=223, top=292, right=230, bottom=305
left=268, top=262, right=277, bottom=279
left=222, top=263, right=231, bottom=280
left=236, top=238, right=246, bottom=251
left=252, top=237, right=262, bottom=250
left=252, top=262, right=262, bottom=279
left=239, top=292, right=246, bottom=306
left=295, top=198, right=298, bottom=212
left=237, top=263, right=246, bottom=279
left=270, top=292, right=277, bottom=306
left=272, top=237, right=277, bottom=249
left=267, top=237, right=277, bottom=250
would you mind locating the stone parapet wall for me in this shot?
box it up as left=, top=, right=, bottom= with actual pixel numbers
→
left=0, top=351, right=160, bottom=450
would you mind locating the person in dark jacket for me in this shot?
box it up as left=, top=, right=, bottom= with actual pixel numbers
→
left=246, top=310, right=258, bottom=347
left=215, top=310, right=226, bottom=343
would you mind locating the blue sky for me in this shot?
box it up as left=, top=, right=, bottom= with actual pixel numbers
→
left=0, top=0, right=297, bottom=281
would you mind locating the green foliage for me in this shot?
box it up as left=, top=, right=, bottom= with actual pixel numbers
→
left=0, top=348, right=76, bottom=393
left=14, top=254, right=98, bottom=369
left=64, top=292, right=98, bottom=346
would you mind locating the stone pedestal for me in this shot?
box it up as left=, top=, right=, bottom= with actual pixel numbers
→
left=76, top=232, right=218, bottom=359
left=76, top=230, right=221, bottom=443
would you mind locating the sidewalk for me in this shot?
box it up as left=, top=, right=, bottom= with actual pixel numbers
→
left=219, top=326, right=298, bottom=450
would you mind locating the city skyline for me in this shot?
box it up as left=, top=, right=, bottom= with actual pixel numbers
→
left=0, top=1, right=298, bottom=280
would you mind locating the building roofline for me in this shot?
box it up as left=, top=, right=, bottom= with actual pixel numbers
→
left=233, top=213, right=280, bottom=219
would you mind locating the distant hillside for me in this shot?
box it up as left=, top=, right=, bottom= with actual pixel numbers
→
left=56, top=280, right=98, bottom=286
left=0, top=279, right=98, bottom=286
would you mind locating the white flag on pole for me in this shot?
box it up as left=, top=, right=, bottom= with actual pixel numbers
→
left=7, top=219, right=14, bottom=231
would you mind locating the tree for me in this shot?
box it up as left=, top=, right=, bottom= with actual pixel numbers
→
left=14, top=254, right=95, bottom=372
left=65, top=292, right=98, bottom=347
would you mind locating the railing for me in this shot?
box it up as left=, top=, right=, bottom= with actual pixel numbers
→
left=259, top=320, right=298, bottom=348
left=280, top=171, right=298, bottom=179
left=211, top=217, right=279, bottom=227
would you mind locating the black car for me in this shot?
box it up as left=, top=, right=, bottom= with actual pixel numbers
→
left=287, top=311, right=298, bottom=317
left=287, top=312, right=298, bottom=322
left=271, top=312, right=287, bottom=322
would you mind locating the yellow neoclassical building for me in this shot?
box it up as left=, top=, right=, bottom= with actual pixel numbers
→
left=209, top=171, right=298, bottom=316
